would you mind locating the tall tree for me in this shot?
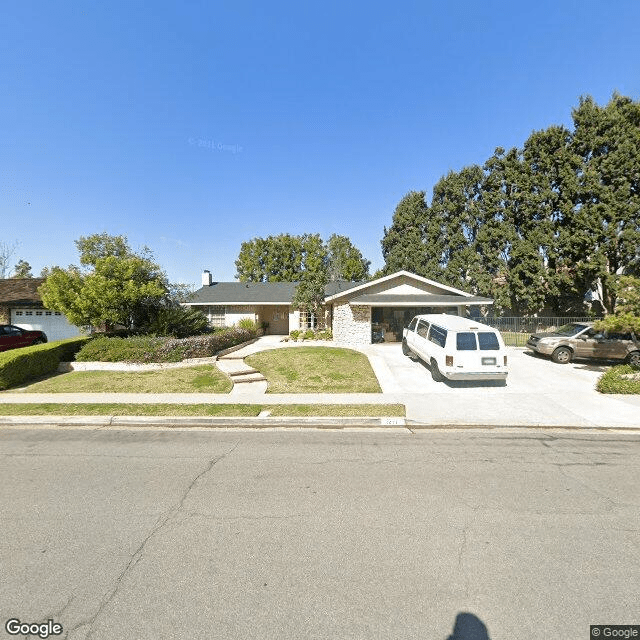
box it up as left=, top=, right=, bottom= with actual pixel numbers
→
left=235, top=233, right=369, bottom=282
left=11, top=259, right=33, bottom=278
left=326, top=234, right=370, bottom=281
left=0, top=241, right=18, bottom=278
left=381, top=191, right=439, bottom=277
left=566, top=94, right=640, bottom=313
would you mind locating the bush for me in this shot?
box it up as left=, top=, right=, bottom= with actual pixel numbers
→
left=140, top=306, right=210, bottom=338
left=289, top=329, right=301, bottom=340
left=74, top=326, right=257, bottom=363
left=237, top=318, right=257, bottom=331
left=597, top=364, right=640, bottom=394
left=315, top=328, right=333, bottom=340
left=0, top=337, right=92, bottom=390
left=303, top=329, right=315, bottom=340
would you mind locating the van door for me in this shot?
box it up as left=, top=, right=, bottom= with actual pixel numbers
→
left=412, top=319, right=430, bottom=360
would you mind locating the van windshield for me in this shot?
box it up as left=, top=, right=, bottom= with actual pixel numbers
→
left=478, top=332, right=500, bottom=350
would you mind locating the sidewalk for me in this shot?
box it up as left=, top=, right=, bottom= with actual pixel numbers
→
left=1, top=390, right=638, bottom=429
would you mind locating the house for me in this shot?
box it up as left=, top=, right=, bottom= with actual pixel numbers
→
left=185, top=270, right=494, bottom=346
left=0, top=278, right=83, bottom=341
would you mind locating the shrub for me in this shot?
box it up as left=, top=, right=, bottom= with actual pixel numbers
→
left=315, top=328, right=333, bottom=340
left=141, top=306, right=210, bottom=338
left=289, top=329, right=301, bottom=340
left=74, top=326, right=257, bottom=363
left=0, top=337, right=92, bottom=390
left=303, top=329, right=315, bottom=340
left=237, top=318, right=257, bottom=331
left=597, top=364, right=640, bottom=394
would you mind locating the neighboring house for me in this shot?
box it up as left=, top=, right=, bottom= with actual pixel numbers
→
left=185, top=270, right=494, bottom=346
left=0, top=278, right=83, bottom=342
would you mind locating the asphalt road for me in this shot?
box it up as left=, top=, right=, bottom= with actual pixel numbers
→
left=1, top=427, right=639, bottom=640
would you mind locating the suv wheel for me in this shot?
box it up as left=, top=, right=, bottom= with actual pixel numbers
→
left=551, top=346, right=572, bottom=364
left=627, top=351, right=640, bottom=367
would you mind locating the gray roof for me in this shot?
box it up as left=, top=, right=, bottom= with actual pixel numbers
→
left=349, top=294, right=494, bottom=306
left=187, top=280, right=362, bottom=305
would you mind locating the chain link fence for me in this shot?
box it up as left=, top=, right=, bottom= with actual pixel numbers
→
left=479, top=316, right=602, bottom=346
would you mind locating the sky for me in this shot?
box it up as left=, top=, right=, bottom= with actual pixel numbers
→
left=2, top=0, right=640, bottom=288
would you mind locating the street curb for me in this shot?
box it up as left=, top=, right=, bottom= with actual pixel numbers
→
left=0, top=416, right=638, bottom=432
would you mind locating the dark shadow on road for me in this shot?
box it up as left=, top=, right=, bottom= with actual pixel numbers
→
left=413, top=358, right=507, bottom=388
left=445, top=612, right=491, bottom=640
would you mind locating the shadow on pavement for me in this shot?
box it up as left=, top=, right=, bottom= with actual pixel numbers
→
left=445, top=612, right=491, bottom=640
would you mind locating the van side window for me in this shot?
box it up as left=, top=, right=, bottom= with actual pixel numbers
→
left=456, top=332, right=477, bottom=350
left=416, top=320, right=430, bottom=338
left=408, top=317, right=418, bottom=331
left=477, top=332, right=500, bottom=350
left=428, top=325, right=447, bottom=348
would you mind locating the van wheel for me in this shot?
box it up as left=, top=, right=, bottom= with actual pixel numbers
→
left=430, top=359, right=445, bottom=382
left=627, top=351, right=640, bottom=368
left=551, top=347, right=572, bottom=364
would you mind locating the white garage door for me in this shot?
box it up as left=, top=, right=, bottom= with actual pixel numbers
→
left=11, top=308, right=83, bottom=342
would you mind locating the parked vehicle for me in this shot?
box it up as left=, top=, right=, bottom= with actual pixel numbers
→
left=526, top=322, right=640, bottom=366
left=0, top=324, right=48, bottom=352
left=402, top=314, right=508, bottom=382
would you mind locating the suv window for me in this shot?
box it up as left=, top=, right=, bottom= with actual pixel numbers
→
left=407, top=317, right=418, bottom=331
left=478, top=332, right=500, bottom=350
left=456, top=332, right=477, bottom=350
left=416, top=320, right=430, bottom=339
left=428, top=325, right=447, bottom=348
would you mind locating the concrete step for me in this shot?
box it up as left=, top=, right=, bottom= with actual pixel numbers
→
left=228, top=368, right=260, bottom=377
left=232, top=373, right=267, bottom=384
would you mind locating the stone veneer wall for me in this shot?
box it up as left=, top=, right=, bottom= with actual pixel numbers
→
left=0, top=305, right=9, bottom=324
left=332, top=302, right=371, bottom=346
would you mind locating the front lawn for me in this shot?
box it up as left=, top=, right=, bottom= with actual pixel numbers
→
left=245, top=347, right=381, bottom=393
left=597, top=364, right=640, bottom=394
left=14, top=365, right=233, bottom=394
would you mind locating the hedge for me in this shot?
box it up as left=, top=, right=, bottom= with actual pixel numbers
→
left=0, top=337, right=92, bottom=390
left=75, top=327, right=257, bottom=363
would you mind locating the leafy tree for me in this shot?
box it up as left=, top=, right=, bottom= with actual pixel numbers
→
left=326, top=234, right=370, bottom=281
left=235, top=233, right=369, bottom=282
left=39, top=234, right=171, bottom=330
left=11, top=259, right=33, bottom=278
left=381, top=191, right=439, bottom=277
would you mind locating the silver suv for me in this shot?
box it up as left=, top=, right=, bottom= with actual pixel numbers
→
left=526, top=322, right=640, bottom=366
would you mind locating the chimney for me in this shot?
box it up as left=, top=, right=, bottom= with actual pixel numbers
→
left=201, top=270, right=212, bottom=286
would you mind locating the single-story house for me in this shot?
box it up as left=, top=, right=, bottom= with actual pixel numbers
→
left=185, top=270, right=494, bottom=346
left=0, top=278, right=83, bottom=341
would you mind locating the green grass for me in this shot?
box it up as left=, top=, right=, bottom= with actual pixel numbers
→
left=500, top=331, right=529, bottom=347
left=13, top=365, right=233, bottom=394
left=597, top=364, right=640, bottom=394
left=0, top=403, right=405, bottom=417
left=245, top=347, right=381, bottom=393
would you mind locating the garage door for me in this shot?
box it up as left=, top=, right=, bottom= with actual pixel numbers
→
left=11, top=308, right=83, bottom=342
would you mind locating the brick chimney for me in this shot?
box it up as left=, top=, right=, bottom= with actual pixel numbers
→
left=201, top=270, right=212, bottom=286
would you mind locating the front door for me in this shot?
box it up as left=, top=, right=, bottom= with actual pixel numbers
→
left=268, top=306, right=289, bottom=335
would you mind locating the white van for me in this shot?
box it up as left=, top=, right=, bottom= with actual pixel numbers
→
left=402, top=314, right=508, bottom=382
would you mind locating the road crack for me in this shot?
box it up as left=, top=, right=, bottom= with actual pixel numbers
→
left=64, top=441, right=240, bottom=640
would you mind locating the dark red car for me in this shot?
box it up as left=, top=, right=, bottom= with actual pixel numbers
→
left=0, top=325, right=48, bottom=351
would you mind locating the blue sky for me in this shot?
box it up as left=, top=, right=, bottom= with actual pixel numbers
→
left=2, top=0, right=639, bottom=287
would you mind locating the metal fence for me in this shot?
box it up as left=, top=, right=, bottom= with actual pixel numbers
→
left=479, top=316, right=602, bottom=347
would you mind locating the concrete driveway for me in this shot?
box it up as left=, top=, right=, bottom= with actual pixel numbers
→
left=358, top=342, right=605, bottom=394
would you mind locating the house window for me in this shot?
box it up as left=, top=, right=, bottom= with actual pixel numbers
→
left=299, top=311, right=317, bottom=329
left=15, top=311, right=23, bottom=316
left=45, top=312, right=52, bottom=316
left=207, top=306, right=225, bottom=328
left=26, top=311, right=33, bottom=316
left=36, top=311, right=43, bottom=316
